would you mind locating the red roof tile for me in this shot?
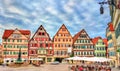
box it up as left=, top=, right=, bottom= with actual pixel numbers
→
left=92, top=37, right=101, bottom=45
left=108, top=23, right=114, bottom=31
left=103, top=39, right=108, bottom=47
left=73, top=29, right=91, bottom=43
left=2, top=29, right=30, bottom=39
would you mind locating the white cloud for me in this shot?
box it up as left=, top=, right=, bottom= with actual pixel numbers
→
left=63, top=0, right=75, bottom=13
left=46, top=6, right=58, bottom=15
left=7, top=6, right=26, bottom=16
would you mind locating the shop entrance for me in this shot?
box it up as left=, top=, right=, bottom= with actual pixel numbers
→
left=55, top=58, right=63, bottom=63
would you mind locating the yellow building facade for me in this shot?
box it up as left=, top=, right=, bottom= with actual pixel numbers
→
left=2, top=28, right=30, bottom=64
left=53, top=24, right=73, bottom=62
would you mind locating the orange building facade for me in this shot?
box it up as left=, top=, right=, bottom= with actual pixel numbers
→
left=2, top=28, right=30, bottom=64
left=53, top=24, right=73, bottom=62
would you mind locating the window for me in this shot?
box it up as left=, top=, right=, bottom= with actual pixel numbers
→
left=55, top=39, right=57, bottom=41
left=108, top=42, right=114, bottom=48
left=17, top=39, right=19, bottom=42
left=4, top=45, right=6, bottom=48
left=66, top=39, right=68, bottom=42
left=69, top=39, right=71, bottom=42
left=38, top=32, right=41, bottom=35
left=46, top=44, right=48, bottom=47
left=68, top=44, right=70, bottom=47
left=4, top=39, right=7, bottom=42
left=22, top=52, right=25, bottom=55
left=107, top=35, right=112, bottom=41
left=61, top=44, right=63, bottom=47
left=58, top=39, right=60, bottom=42
left=40, top=28, right=42, bottom=30
left=58, top=44, right=60, bottom=47
left=10, top=52, right=12, bottom=55
left=8, top=39, right=10, bottom=42
left=63, top=39, right=65, bottom=42
left=77, top=40, right=79, bottom=43
left=58, top=34, right=61, bottom=36
left=42, top=32, right=45, bottom=35
left=20, top=39, right=22, bottom=42
left=12, top=34, right=21, bottom=38
left=55, top=44, right=57, bottom=47
left=84, top=52, right=86, bottom=55
left=13, top=39, right=15, bottom=42
left=4, top=51, right=6, bottom=54
left=14, top=45, right=16, bottom=48
left=17, top=45, right=19, bottom=48
left=88, top=40, right=90, bottom=43
left=40, top=43, right=43, bottom=47
left=115, top=22, right=120, bottom=38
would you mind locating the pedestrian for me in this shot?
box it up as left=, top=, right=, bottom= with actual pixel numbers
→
left=79, top=66, right=83, bottom=71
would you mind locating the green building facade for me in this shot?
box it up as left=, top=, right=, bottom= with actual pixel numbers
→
left=92, top=37, right=107, bottom=57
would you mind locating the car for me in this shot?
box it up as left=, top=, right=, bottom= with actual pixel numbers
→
left=50, top=61, right=60, bottom=65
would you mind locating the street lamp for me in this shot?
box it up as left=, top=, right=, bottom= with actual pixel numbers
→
left=98, top=0, right=120, bottom=14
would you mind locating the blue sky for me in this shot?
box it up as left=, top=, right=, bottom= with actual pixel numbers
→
left=0, top=0, right=111, bottom=43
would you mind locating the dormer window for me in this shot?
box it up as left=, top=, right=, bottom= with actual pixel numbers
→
left=12, top=34, right=21, bottom=38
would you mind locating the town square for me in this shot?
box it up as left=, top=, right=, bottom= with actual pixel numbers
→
left=0, top=0, right=120, bottom=71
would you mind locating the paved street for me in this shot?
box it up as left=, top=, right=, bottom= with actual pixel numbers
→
left=0, top=63, right=120, bottom=71
left=0, top=63, right=69, bottom=71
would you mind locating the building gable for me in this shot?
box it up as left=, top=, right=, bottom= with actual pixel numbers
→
left=73, top=29, right=93, bottom=44
left=8, top=29, right=28, bottom=39
left=31, top=25, right=51, bottom=40
left=2, top=29, right=30, bottom=39
left=53, top=24, right=72, bottom=39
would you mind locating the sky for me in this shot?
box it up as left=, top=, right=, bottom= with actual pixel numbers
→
left=0, top=0, right=111, bottom=43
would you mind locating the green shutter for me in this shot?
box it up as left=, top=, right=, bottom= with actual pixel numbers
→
left=4, top=45, right=6, bottom=48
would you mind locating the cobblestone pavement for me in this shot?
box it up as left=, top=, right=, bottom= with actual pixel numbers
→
left=0, top=64, right=120, bottom=71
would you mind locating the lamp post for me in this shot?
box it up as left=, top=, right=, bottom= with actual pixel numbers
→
left=98, top=0, right=119, bottom=14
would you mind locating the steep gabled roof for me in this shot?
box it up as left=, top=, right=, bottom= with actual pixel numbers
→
left=73, top=29, right=92, bottom=43
left=53, top=24, right=72, bottom=40
left=103, top=38, right=108, bottom=47
left=92, top=36, right=102, bottom=45
left=31, top=25, right=51, bottom=41
left=2, top=29, right=30, bottom=39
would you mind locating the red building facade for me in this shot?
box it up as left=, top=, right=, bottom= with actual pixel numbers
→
left=29, top=25, right=54, bottom=63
